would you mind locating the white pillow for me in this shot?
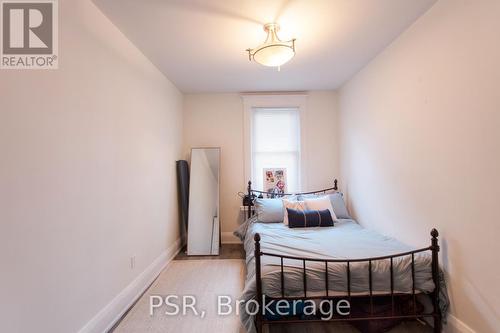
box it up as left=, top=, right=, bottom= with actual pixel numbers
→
left=304, top=196, right=338, bottom=222
left=282, top=199, right=306, bottom=225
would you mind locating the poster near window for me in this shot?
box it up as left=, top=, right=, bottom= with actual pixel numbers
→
left=264, top=168, right=287, bottom=195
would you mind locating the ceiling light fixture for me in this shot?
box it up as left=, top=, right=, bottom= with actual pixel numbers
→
left=246, top=23, right=296, bottom=70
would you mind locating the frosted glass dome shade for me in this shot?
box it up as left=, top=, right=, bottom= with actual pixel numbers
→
left=247, top=23, right=296, bottom=68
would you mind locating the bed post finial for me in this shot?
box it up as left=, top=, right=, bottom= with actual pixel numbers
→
left=334, top=179, right=338, bottom=191
left=254, top=233, right=260, bottom=243
left=431, top=228, right=439, bottom=248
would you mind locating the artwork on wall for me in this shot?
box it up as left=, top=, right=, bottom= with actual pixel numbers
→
left=264, top=168, right=287, bottom=195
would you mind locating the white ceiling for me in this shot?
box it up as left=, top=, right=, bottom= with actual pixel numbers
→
left=93, top=0, right=436, bottom=93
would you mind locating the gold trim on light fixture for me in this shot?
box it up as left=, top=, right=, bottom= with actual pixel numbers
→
left=246, top=23, right=296, bottom=69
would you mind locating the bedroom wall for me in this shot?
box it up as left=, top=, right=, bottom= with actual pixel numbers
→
left=182, top=91, right=339, bottom=239
left=338, top=0, right=500, bottom=332
left=0, top=1, right=183, bottom=332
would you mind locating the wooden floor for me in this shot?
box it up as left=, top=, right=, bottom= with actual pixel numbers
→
left=174, top=244, right=245, bottom=260
left=113, top=256, right=432, bottom=333
left=113, top=259, right=245, bottom=333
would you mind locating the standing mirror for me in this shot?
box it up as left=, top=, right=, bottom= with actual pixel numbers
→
left=187, top=148, right=220, bottom=255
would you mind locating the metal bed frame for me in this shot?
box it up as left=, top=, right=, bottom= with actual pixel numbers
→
left=244, top=180, right=441, bottom=333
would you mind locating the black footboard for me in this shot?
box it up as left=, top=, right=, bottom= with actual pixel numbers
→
left=253, top=230, right=442, bottom=333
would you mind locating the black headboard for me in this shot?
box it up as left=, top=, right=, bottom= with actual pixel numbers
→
left=245, top=179, right=338, bottom=218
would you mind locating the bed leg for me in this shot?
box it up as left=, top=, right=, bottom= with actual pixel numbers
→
left=434, top=314, right=442, bottom=333
left=256, top=321, right=263, bottom=333
left=254, top=233, right=263, bottom=333
left=431, top=229, right=442, bottom=333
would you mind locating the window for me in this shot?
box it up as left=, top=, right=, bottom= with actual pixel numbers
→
left=251, top=108, right=301, bottom=193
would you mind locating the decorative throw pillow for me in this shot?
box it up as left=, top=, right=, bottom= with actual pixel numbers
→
left=287, top=208, right=334, bottom=228
left=282, top=198, right=306, bottom=225
left=304, top=196, right=338, bottom=222
left=255, top=198, right=284, bottom=223
left=328, top=193, right=351, bottom=219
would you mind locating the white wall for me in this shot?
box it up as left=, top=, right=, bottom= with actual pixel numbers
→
left=183, top=91, right=339, bottom=235
left=0, top=1, right=183, bottom=332
left=339, top=1, right=500, bottom=332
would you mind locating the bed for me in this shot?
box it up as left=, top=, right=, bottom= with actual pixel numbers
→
left=235, top=180, right=446, bottom=333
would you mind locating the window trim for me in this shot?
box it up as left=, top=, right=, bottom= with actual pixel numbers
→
left=242, top=93, right=308, bottom=192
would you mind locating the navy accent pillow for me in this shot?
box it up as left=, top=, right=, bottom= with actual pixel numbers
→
left=286, top=208, right=334, bottom=228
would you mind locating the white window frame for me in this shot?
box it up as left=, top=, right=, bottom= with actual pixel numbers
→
left=242, top=93, right=308, bottom=192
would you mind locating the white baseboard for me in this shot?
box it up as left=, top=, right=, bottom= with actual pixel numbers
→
left=222, top=231, right=241, bottom=244
left=78, top=238, right=182, bottom=333
left=445, top=314, right=476, bottom=333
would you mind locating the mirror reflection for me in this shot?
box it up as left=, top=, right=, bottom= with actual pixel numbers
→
left=187, top=148, right=220, bottom=255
